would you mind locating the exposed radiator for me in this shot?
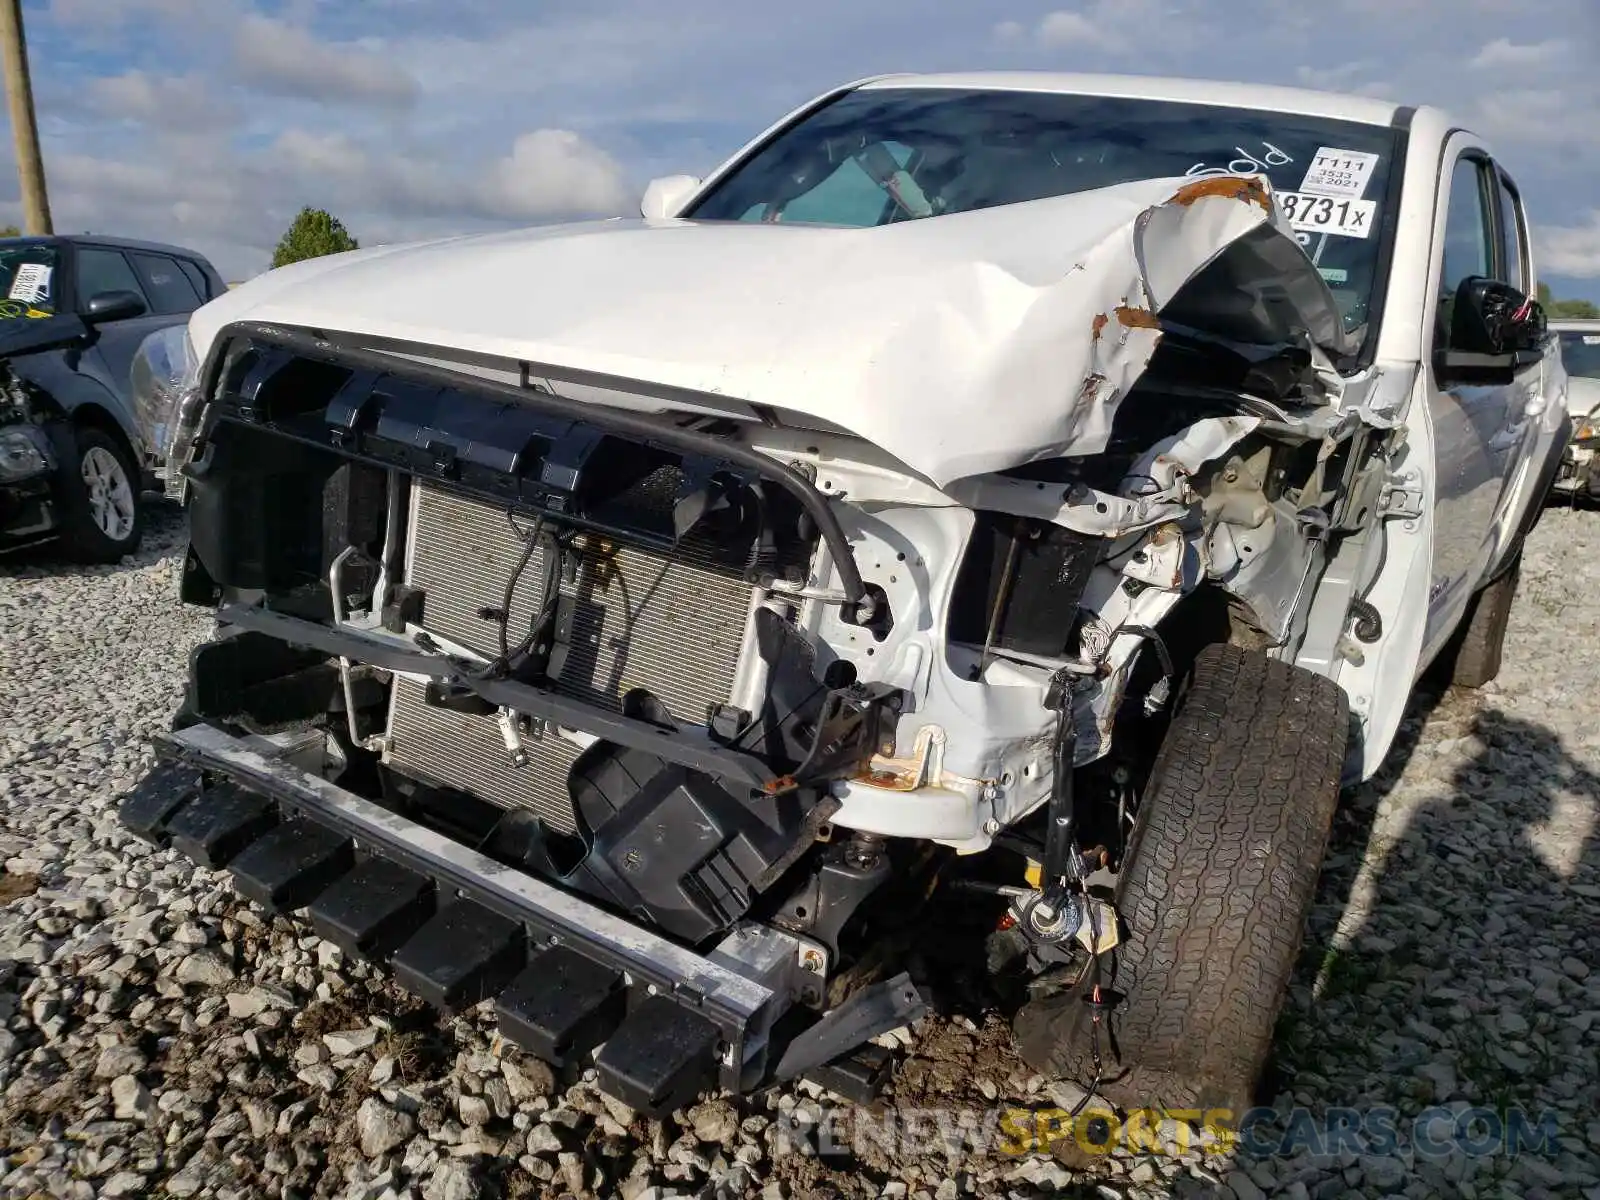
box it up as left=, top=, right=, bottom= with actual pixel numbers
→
left=385, top=483, right=763, bottom=829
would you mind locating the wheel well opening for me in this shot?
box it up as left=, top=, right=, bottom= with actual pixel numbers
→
left=1071, top=584, right=1267, bottom=864
left=70, top=405, right=138, bottom=458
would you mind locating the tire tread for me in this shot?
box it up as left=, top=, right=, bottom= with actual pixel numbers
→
left=1015, top=643, right=1348, bottom=1113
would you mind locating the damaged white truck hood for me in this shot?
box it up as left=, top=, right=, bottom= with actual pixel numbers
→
left=192, top=175, right=1345, bottom=487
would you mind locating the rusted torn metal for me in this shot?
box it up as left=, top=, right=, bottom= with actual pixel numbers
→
left=1171, top=174, right=1273, bottom=211
left=1114, top=304, right=1160, bottom=330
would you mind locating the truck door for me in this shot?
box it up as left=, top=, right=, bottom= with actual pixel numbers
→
left=1422, top=145, right=1539, bottom=654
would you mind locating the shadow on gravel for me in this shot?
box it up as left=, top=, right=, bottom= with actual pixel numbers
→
left=1270, top=684, right=1599, bottom=1185
left=0, top=498, right=187, bottom=578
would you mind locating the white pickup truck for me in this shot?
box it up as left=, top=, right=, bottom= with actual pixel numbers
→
left=125, top=72, right=1569, bottom=1117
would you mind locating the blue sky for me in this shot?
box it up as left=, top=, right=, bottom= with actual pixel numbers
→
left=4, top=0, right=1598, bottom=299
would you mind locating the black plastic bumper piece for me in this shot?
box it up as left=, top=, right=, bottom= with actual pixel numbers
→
left=227, top=821, right=354, bottom=912
left=144, top=723, right=785, bottom=1102
left=119, top=762, right=201, bottom=845
left=496, top=947, right=627, bottom=1067
left=309, top=856, right=438, bottom=961
left=803, top=1043, right=895, bottom=1104
left=595, top=994, right=721, bottom=1117
left=392, top=901, right=528, bottom=1011
left=165, top=783, right=278, bottom=868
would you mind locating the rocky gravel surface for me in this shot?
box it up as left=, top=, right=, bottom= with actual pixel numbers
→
left=1, top=503, right=1597, bottom=1200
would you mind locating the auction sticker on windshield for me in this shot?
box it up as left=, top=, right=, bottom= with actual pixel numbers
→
left=1299, top=148, right=1379, bottom=199
left=1279, top=192, right=1375, bottom=239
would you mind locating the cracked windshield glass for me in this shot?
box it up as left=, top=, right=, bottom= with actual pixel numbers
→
left=689, top=87, right=1399, bottom=350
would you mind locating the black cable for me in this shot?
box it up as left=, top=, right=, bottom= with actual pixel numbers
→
left=1120, top=625, right=1174, bottom=680
left=496, top=516, right=542, bottom=664
left=743, top=484, right=770, bottom=576
left=473, top=513, right=555, bottom=681
left=1071, top=906, right=1110, bottom=1121
left=506, top=521, right=567, bottom=668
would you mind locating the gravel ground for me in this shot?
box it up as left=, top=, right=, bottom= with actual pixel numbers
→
left=0, top=503, right=1597, bottom=1200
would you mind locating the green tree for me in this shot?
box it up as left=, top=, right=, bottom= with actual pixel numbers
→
left=0, top=224, right=20, bottom=238
left=1538, top=282, right=1600, bottom=319
left=271, top=207, right=359, bottom=268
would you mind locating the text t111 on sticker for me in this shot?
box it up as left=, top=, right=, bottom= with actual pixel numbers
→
left=1299, top=147, right=1380, bottom=200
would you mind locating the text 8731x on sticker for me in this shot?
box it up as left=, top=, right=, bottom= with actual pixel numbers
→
left=1299, top=148, right=1379, bottom=199
left=1280, top=192, right=1376, bottom=239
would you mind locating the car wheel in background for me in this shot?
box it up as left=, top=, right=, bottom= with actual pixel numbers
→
left=61, top=426, right=144, bottom=562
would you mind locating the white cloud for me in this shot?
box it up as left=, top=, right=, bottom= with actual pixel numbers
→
left=1036, top=11, right=1112, bottom=49
left=1538, top=212, right=1600, bottom=277
left=993, top=0, right=1192, bottom=56
left=233, top=14, right=419, bottom=109
left=86, top=72, right=233, bottom=130
left=1468, top=37, right=1566, bottom=69
left=47, top=0, right=215, bottom=25
left=480, top=131, right=633, bottom=220
left=1471, top=87, right=1600, bottom=157
left=1292, top=62, right=1397, bottom=99
left=268, top=126, right=632, bottom=224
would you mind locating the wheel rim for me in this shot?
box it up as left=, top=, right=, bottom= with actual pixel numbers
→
left=81, top=446, right=135, bottom=542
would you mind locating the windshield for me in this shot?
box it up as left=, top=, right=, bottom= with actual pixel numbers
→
left=0, top=243, right=59, bottom=320
left=1560, top=330, right=1600, bottom=380
left=688, top=87, right=1401, bottom=352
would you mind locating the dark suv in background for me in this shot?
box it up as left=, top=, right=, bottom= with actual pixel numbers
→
left=0, top=234, right=226, bottom=561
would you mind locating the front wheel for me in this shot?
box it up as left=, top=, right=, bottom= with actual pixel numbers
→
left=61, top=426, right=143, bottom=562
left=1014, top=643, right=1349, bottom=1115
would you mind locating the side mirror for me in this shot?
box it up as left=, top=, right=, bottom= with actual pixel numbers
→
left=85, top=289, right=148, bottom=323
left=640, top=174, right=702, bottom=221
left=1438, top=276, right=1546, bottom=385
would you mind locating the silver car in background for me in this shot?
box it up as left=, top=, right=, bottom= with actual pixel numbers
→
left=1552, top=318, right=1600, bottom=499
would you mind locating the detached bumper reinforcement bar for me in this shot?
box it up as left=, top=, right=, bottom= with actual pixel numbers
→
left=140, top=722, right=788, bottom=1113
left=214, top=603, right=777, bottom=791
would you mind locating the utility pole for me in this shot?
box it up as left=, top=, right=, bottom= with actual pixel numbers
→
left=0, top=0, right=50, bottom=234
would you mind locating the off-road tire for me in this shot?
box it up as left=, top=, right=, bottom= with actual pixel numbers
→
left=60, top=425, right=143, bottom=563
left=1014, top=643, right=1348, bottom=1116
left=1443, top=554, right=1520, bottom=689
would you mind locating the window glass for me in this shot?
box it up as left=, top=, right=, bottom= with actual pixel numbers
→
left=688, top=88, right=1401, bottom=352
left=176, top=257, right=212, bottom=301
left=131, top=253, right=202, bottom=314
left=1437, top=157, right=1494, bottom=345
left=1496, top=173, right=1525, bottom=293
left=732, top=142, right=914, bottom=227
left=1441, top=158, right=1492, bottom=295
left=75, top=248, right=145, bottom=308
left=0, top=243, right=59, bottom=318
left=1559, top=331, right=1600, bottom=380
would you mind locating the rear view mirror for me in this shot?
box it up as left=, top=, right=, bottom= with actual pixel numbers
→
left=1450, top=276, right=1545, bottom=355
left=641, top=175, right=702, bottom=221
left=1438, top=276, right=1546, bottom=385
left=85, top=289, right=148, bottom=323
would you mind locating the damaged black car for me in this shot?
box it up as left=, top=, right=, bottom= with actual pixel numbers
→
left=0, top=234, right=225, bottom=560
